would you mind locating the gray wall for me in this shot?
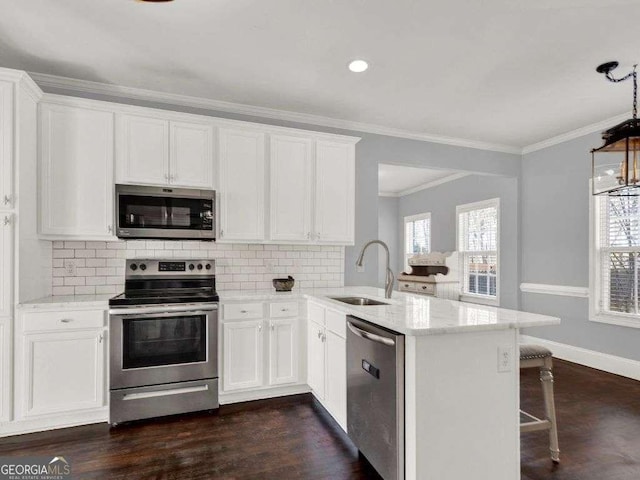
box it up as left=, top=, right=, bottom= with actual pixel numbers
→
left=44, top=85, right=521, bottom=288
left=397, top=174, right=520, bottom=309
left=520, top=132, right=640, bottom=361
left=378, top=196, right=399, bottom=285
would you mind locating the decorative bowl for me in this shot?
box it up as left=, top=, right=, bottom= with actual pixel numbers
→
left=273, top=276, right=295, bottom=292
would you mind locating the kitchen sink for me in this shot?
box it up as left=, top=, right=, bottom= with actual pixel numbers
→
left=329, top=296, right=390, bottom=306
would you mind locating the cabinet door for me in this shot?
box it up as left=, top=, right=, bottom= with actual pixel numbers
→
left=170, top=121, right=214, bottom=188
left=314, top=140, right=355, bottom=243
left=40, top=103, right=115, bottom=238
left=0, top=81, right=13, bottom=211
left=325, top=330, right=347, bottom=430
left=218, top=128, right=265, bottom=241
left=116, top=113, right=169, bottom=185
left=0, top=212, right=12, bottom=318
left=19, top=329, right=105, bottom=417
left=269, top=135, right=312, bottom=241
left=0, top=316, right=10, bottom=422
left=268, top=318, right=299, bottom=386
left=223, top=319, right=264, bottom=391
left=307, top=320, right=325, bottom=399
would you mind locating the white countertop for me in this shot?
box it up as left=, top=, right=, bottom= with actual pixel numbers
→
left=19, top=286, right=560, bottom=335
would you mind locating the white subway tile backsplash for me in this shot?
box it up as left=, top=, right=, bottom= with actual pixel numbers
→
left=50, top=240, right=344, bottom=295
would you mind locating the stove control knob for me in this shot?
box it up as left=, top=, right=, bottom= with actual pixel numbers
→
left=197, top=264, right=203, bottom=270
left=189, top=263, right=195, bottom=270
left=205, top=263, right=212, bottom=270
left=130, top=263, right=137, bottom=271
left=139, top=263, right=147, bottom=271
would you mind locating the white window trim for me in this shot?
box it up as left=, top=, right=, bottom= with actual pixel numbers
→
left=589, top=190, right=640, bottom=328
left=456, top=198, right=500, bottom=307
left=403, top=212, right=431, bottom=270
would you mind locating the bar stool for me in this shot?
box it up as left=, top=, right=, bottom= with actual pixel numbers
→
left=519, top=344, right=560, bottom=463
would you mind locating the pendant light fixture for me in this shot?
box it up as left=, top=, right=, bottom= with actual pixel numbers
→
left=592, top=61, right=640, bottom=196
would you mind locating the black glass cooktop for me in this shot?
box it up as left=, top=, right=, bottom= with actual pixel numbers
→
left=109, top=290, right=219, bottom=307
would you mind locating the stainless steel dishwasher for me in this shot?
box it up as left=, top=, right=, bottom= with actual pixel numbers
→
left=346, top=315, right=405, bottom=480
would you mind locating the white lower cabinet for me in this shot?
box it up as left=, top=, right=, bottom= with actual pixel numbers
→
left=220, top=301, right=304, bottom=399
left=307, top=301, right=347, bottom=430
left=223, top=319, right=264, bottom=391
left=14, top=308, right=107, bottom=421
left=269, top=318, right=299, bottom=386
left=0, top=316, right=10, bottom=422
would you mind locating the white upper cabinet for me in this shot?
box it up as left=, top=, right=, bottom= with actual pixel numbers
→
left=0, top=81, right=13, bottom=211
left=314, top=140, right=355, bottom=244
left=169, top=121, right=213, bottom=189
left=116, top=113, right=169, bottom=186
left=116, top=113, right=214, bottom=189
left=40, top=103, right=115, bottom=239
left=269, top=135, right=313, bottom=241
left=218, top=128, right=266, bottom=241
left=0, top=212, right=13, bottom=318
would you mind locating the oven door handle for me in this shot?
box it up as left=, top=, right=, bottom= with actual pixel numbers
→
left=109, top=304, right=218, bottom=317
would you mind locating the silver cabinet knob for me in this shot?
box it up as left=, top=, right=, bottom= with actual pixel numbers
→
left=270, top=323, right=275, bottom=331
left=240, top=309, right=248, bottom=313
left=258, top=323, right=262, bottom=332
left=317, top=330, right=322, bottom=339
left=3, top=215, right=11, bottom=226
left=98, top=333, right=104, bottom=343
left=107, top=225, right=113, bottom=233
left=3, top=195, right=11, bottom=206
left=60, top=319, right=73, bottom=323
left=164, top=173, right=169, bottom=180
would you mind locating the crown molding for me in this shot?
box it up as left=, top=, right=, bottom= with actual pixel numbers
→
left=28, top=71, right=521, bottom=155
left=521, top=113, right=629, bottom=155
left=379, top=172, right=470, bottom=198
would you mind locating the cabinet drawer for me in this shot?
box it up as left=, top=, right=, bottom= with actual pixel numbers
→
left=22, top=309, right=105, bottom=333
left=325, top=309, right=346, bottom=339
left=399, top=281, right=417, bottom=292
left=269, top=301, right=299, bottom=318
left=223, top=303, right=264, bottom=320
left=416, top=283, right=435, bottom=295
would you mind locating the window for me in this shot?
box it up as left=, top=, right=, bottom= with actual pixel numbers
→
left=591, top=194, right=640, bottom=327
left=457, top=199, right=499, bottom=305
left=404, top=213, right=431, bottom=268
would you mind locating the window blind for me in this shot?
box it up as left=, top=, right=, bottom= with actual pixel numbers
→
left=405, top=216, right=431, bottom=256
left=458, top=204, right=498, bottom=298
left=599, top=196, right=640, bottom=315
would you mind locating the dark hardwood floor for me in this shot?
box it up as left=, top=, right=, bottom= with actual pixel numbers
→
left=521, top=359, right=640, bottom=480
left=0, top=359, right=638, bottom=479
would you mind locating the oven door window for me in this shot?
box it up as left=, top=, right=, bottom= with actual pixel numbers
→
left=119, top=195, right=212, bottom=231
left=123, top=315, right=207, bottom=369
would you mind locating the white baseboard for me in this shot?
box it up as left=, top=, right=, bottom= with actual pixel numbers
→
left=0, top=408, right=108, bottom=438
left=520, top=335, right=640, bottom=381
left=219, top=384, right=310, bottom=405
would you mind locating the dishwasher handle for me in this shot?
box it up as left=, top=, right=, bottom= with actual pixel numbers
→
left=347, top=321, right=395, bottom=346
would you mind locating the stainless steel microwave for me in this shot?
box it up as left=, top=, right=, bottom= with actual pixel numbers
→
left=115, top=184, right=215, bottom=240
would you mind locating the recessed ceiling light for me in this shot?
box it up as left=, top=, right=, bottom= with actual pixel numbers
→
left=348, top=60, right=369, bottom=73
left=137, top=0, right=174, bottom=3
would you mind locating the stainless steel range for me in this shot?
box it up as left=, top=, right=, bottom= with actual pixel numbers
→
left=109, top=259, right=219, bottom=425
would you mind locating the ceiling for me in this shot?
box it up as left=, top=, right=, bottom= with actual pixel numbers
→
left=1, top=0, right=640, bottom=149
left=378, top=164, right=461, bottom=196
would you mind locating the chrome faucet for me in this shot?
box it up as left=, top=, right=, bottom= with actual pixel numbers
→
left=356, top=240, right=395, bottom=299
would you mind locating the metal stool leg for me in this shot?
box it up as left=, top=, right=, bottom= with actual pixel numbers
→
left=540, top=358, right=560, bottom=463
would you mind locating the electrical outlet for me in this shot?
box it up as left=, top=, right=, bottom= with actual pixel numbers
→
left=356, top=264, right=365, bottom=273
left=64, top=259, right=77, bottom=277
left=498, top=345, right=513, bottom=373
